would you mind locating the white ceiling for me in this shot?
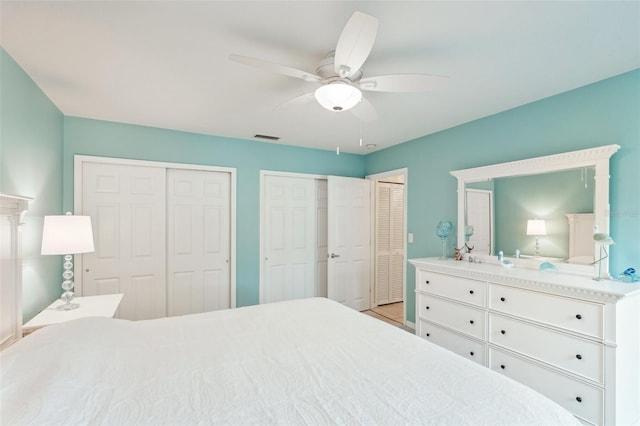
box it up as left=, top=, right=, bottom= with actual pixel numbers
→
left=2, top=1, right=639, bottom=154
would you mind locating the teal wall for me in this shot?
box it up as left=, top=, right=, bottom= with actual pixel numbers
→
left=494, top=168, right=594, bottom=258
left=0, top=49, right=64, bottom=321
left=366, top=69, right=640, bottom=323
left=62, top=117, right=365, bottom=307
left=3, top=43, right=638, bottom=324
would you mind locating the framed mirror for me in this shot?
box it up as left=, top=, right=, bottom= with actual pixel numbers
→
left=450, top=145, right=619, bottom=277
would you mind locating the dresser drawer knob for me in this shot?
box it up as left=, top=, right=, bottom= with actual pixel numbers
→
left=469, top=320, right=474, bottom=325
left=469, top=290, right=474, bottom=295
left=425, top=280, right=430, bottom=284
left=500, top=297, right=506, bottom=302
left=470, top=351, right=475, bottom=356
left=500, top=329, right=506, bottom=335
left=576, top=314, right=582, bottom=320
left=576, top=396, right=582, bottom=403
left=500, top=364, right=506, bottom=370
left=576, top=354, right=582, bottom=360
left=425, top=333, right=430, bottom=337
left=425, top=306, right=430, bottom=310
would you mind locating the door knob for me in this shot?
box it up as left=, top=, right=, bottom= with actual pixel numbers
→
left=329, top=253, right=340, bottom=259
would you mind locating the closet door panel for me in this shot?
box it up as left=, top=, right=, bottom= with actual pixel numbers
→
left=82, top=162, right=167, bottom=320
left=167, top=169, right=231, bottom=316
left=375, top=182, right=404, bottom=306
left=263, top=175, right=316, bottom=304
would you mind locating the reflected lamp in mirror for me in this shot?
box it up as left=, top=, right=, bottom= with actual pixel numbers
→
left=41, top=213, right=95, bottom=311
left=526, top=219, right=547, bottom=257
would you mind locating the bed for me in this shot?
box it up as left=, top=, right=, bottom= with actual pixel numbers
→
left=1, top=297, right=580, bottom=425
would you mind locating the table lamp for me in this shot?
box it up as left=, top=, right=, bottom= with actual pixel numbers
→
left=526, top=219, right=546, bottom=257
left=41, top=213, right=95, bottom=310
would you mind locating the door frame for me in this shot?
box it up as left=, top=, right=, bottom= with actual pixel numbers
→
left=73, top=155, right=237, bottom=307
left=258, top=170, right=326, bottom=304
left=366, top=168, right=408, bottom=325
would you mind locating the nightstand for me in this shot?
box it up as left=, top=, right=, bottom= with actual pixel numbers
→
left=23, top=293, right=123, bottom=335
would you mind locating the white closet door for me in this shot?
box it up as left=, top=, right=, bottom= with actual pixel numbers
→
left=263, top=175, right=316, bottom=303
left=375, top=182, right=404, bottom=306
left=376, top=183, right=391, bottom=305
left=167, top=169, right=231, bottom=316
left=327, top=176, right=371, bottom=311
left=466, top=189, right=493, bottom=255
left=376, top=182, right=404, bottom=305
left=82, top=162, right=167, bottom=320
left=389, top=183, right=405, bottom=303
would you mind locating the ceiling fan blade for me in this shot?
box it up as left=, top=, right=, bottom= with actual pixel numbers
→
left=334, top=11, right=378, bottom=78
left=359, top=74, right=449, bottom=92
left=350, top=97, right=377, bottom=122
left=229, top=54, right=322, bottom=83
left=275, top=92, right=316, bottom=110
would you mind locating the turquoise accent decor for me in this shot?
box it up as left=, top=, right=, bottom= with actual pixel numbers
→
left=539, top=262, right=558, bottom=272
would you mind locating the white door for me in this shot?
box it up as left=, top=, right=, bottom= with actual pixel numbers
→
left=82, top=162, right=167, bottom=320
left=262, top=175, right=316, bottom=303
left=466, top=189, right=493, bottom=255
left=327, top=176, right=372, bottom=311
left=167, top=169, right=231, bottom=316
left=375, top=181, right=405, bottom=305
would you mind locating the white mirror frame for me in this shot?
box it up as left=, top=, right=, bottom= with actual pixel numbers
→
left=450, top=144, right=620, bottom=277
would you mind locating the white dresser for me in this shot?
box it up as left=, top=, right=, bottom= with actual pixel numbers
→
left=410, top=257, right=640, bottom=426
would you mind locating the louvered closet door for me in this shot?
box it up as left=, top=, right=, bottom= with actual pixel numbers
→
left=82, top=162, right=167, bottom=320
left=167, top=169, right=231, bottom=316
left=375, top=182, right=404, bottom=305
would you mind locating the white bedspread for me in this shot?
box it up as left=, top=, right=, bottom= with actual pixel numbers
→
left=1, top=297, right=579, bottom=425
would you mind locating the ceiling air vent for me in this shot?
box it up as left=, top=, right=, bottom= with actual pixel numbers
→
left=254, top=134, right=280, bottom=141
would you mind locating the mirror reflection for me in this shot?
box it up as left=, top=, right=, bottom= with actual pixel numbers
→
left=465, top=167, right=595, bottom=264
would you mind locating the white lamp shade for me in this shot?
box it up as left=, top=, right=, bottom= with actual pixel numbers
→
left=526, top=219, right=547, bottom=236
left=314, top=83, right=362, bottom=112
left=41, top=215, right=95, bottom=255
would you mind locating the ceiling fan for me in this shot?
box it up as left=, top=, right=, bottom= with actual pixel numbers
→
left=229, top=11, right=448, bottom=121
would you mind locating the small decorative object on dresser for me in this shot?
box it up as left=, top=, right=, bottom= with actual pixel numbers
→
left=592, top=225, right=615, bottom=281
left=410, top=257, right=640, bottom=426
left=435, top=220, right=453, bottom=259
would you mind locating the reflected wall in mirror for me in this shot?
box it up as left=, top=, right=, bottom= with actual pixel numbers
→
left=466, top=167, right=595, bottom=260
left=451, top=145, right=619, bottom=278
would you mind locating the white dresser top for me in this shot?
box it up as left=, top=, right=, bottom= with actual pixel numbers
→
left=409, top=258, right=640, bottom=303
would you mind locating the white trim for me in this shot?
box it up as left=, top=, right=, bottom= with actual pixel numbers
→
left=0, top=193, right=31, bottom=348
left=450, top=145, right=619, bottom=279
left=367, top=167, right=408, bottom=326
left=260, top=169, right=327, bottom=180
left=73, top=155, right=237, bottom=308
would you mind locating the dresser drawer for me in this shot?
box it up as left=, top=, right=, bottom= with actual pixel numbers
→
left=490, top=348, right=603, bottom=425
left=488, top=284, right=603, bottom=338
left=417, top=294, right=486, bottom=339
left=416, top=270, right=486, bottom=307
left=418, top=319, right=486, bottom=365
left=489, top=314, right=604, bottom=383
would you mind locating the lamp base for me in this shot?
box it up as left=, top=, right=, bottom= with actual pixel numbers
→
left=56, top=303, right=79, bottom=311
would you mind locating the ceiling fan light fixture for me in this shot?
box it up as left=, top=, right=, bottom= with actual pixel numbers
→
left=314, top=83, right=362, bottom=112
